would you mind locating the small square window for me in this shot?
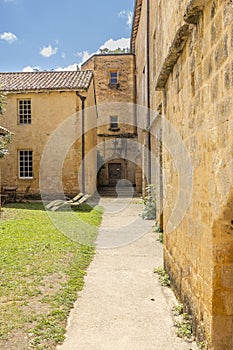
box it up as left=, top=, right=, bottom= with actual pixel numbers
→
left=110, top=116, right=119, bottom=130
left=18, top=150, right=33, bottom=178
left=18, top=99, right=31, bottom=124
left=110, top=71, right=118, bottom=85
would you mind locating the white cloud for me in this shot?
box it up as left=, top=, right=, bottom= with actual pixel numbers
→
left=55, top=63, right=79, bottom=72
left=55, top=51, right=91, bottom=71
left=40, top=45, right=58, bottom=58
left=22, top=66, right=40, bottom=72
left=54, top=37, right=130, bottom=71
left=74, top=38, right=130, bottom=66
left=119, top=10, right=133, bottom=28
left=75, top=50, right=92, bottom=62
left=82, top=51, right=92, bottom=61
left=0, top=32, right=17, bottom=44
left=100, top=37, right=130, bottom=51
left=61, top=52, right=66, bottom=59
left=75, top=52, right=83, bottom=58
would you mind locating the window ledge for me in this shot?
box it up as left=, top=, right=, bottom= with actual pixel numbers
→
left=109, top=128, right=120, bottom=132
left=19, top=177, right=33, bottom=180
left=108, top=83, right=120, bottom=89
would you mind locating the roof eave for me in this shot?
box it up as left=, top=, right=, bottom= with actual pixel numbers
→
left=130, top=0, right=143, bottom=53
left=2, top=88, right=89, bottom=94
left=0, top=70, right=93, bottom=93
left=81, top=53, right=134, bottom=69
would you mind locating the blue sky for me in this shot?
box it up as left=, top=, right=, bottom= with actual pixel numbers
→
left=0, top=0, right=134, bottom=72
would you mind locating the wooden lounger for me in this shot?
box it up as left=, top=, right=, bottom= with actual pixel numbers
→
left=51, top=194, right=90, bottom=212
left=46, top=193, right=84, bottom=210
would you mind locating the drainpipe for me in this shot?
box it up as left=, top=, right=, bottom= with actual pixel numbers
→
left=147, top=0, right=152, bottom=185
left=76, top=92, right=86, bottom=193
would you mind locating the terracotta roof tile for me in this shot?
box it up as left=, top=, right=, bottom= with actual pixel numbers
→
left=0, top=70, right=93, bottom=92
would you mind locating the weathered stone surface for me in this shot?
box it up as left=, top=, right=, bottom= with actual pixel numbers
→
left=133, top=0, right=233, bottom=348
left=1, top=87, right=97, bottom=195
left=82, top=54, right=139, bottom=189
left=155, top=24, right=194, bottom=90
left=184, top=0, right=207, bottom=24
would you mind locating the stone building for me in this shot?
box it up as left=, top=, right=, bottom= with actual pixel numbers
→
left=0, top=71, right=97, bottom=196
left=82, top=54, right=142, bottom=193
left=0, top=2, right=232, bottom=347
left=132, top=0, right=233, bottom=349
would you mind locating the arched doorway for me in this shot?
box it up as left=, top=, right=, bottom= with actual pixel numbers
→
left=108, top=162, right=122, bottom=186
left=97, top=158, right=137, bottom=190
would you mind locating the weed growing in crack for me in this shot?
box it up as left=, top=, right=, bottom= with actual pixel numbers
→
left=197, top=341, right=207, bottom=349
left=172, top=304, right=194, bottom=342
left=154, top=222, right=163, bottom=243
left=154, top=266, right=171, bottom=287
left=174, top=314, right=193, bottom=339
left=172, top=303, right=184, bottom=316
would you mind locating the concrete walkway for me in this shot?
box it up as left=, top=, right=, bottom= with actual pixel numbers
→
left=57, top=197, right=197, bottom=350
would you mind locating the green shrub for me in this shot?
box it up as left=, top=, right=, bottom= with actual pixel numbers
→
left=142, top=184, right=156, bottom=220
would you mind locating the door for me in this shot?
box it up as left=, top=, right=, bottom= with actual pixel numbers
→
left=108, top=163, right=122, bottom=185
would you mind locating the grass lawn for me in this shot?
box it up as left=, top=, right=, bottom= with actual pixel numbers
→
left=0, top=202, right=103, bottom=350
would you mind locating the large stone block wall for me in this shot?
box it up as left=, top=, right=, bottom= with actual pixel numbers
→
left=134, top=0, right=233, bottom=348
left=151, top=0, right=192, bottom=82
left=134, top=0, right=149, bottom=194
left=155, top=1, right=232, bottom=348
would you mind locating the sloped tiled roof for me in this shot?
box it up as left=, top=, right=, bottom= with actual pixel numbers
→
left=0, top=70, right=93, bottom=92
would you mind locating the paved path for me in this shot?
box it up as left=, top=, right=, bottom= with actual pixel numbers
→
left=57, top=198, right=197, bottom=350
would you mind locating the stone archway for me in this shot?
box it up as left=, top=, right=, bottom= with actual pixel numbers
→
left=97, top=158, right=136, bottom=188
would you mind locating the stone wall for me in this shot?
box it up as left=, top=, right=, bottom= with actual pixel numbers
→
left=82, top=79, right=98, bottom=195
left=82, top=54, right=140, bottom=189
left=134, top=0, right=148, bottom=194
left=82, top=54, right=136, bottom=135
left=1, top=88, right=97, bottom=196
left=133, top=0, right=233, bottom=348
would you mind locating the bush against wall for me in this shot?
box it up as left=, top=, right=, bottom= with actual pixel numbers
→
left=0, top=88, right=13, bottom=158
left=142, top=184, right=156, bottom=220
